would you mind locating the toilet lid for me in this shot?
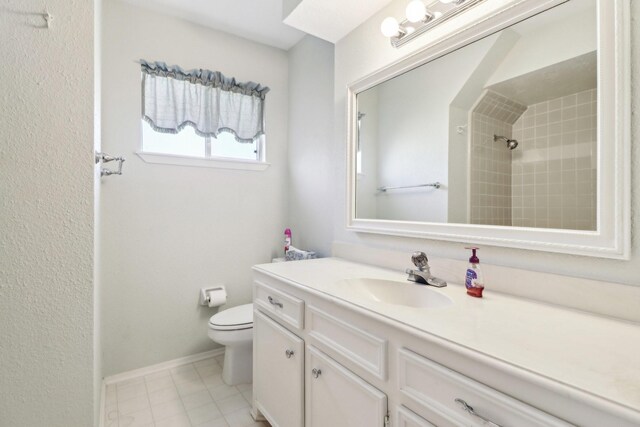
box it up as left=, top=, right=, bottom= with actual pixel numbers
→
left=208, top=303, right=253, bottom=331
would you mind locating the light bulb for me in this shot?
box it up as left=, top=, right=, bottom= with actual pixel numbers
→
left=433, top=11, right=443, bottom=19
left=380, top=17, right=400, bottom=37
left=405, top=0, right=427, bottom=23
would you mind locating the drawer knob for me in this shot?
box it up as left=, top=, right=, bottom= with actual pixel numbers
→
left=268, top=296, right=283, bottom=308
left=285, top=349, right=295, bottom=358
left=455, top=398, right=501, bottom=427
left=311, top=368, right=322, bottom=379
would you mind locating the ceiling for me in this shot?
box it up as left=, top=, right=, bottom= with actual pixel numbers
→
left=119, top=0, right=395, bottom=50
left=119, top=0, right=307, bottom=50
left=283, top=0, right=395, bottom=43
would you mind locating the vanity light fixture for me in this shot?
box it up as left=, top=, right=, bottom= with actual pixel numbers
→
left=380, top=0, right=485, bottom=48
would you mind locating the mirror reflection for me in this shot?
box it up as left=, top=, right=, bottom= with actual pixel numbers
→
left=355, top=0, right=596, bottom=231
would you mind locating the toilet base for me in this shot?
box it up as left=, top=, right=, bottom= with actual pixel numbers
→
left=222, top=341, right=253, bottom=385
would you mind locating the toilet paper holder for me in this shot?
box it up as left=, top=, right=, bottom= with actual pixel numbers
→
left=199, top=285, right=227, bottom=306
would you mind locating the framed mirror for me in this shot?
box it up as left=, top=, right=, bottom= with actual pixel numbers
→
left=347, top=0, right=630, bottom=259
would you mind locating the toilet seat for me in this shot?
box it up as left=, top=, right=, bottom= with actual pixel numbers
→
left=208, top=303, right=253, bottom=331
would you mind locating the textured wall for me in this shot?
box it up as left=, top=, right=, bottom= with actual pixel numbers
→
left=317, top=0, right=639, bottom=286
left=0, top=1, right=95, bottom=426
left=100, top=0, right=289, bottom=376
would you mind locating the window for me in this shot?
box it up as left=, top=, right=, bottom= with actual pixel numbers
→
left=136, top=60, right=270, bottom=170
left=141, top=121, right=261, bottom=161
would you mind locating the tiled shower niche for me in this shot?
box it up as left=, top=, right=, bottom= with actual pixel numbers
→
left=469, top=88, right=597, bottom=231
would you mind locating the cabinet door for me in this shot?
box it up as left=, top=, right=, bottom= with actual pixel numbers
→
left=306, top=345, right=387, bottom=427
left=254, top=310, right=304, bottom=427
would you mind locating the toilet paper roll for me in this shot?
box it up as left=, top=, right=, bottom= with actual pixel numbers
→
left=207, top=288, right=227, bottom=308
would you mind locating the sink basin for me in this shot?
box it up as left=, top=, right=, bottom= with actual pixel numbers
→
left=341, top=278, right=453, bottom=309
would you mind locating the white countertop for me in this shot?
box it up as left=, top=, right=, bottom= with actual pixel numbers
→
left=253, top=257, right=640, bottom=416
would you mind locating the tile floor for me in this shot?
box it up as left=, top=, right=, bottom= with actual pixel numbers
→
left=104, top=354, right=271, bottom=427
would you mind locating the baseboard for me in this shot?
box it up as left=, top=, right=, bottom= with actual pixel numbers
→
left=103, top=348, right=225, bottom=385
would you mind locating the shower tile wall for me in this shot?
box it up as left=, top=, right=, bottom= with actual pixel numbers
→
left=470, top=91, right=526, bottom=226
left=511, top=89, right=597, bottom=230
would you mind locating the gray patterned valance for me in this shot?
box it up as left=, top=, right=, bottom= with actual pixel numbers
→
left=141, top=60, right=270, bottom=143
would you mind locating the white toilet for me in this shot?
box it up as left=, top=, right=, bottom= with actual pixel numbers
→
left=207, top=303, right=254, bottom=385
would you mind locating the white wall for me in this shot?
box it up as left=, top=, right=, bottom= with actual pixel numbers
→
left=292, top=0, right=640, bottom=287
left=0, top=0, right=96, bottom=425
left=101, top=0, right=289, bottom=376
left=288, top=35, right=335, bottom=257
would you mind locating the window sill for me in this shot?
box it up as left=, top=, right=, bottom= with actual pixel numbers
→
left=136, top=151, right=271, bottom=171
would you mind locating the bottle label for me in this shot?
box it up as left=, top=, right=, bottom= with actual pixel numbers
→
left=465, top=269, right=477, bottom=289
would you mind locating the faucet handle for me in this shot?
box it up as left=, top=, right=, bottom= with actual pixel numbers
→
left=411, top=251, right=429, bottom=270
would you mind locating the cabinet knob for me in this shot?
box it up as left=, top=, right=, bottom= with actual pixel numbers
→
left=311, top=368, right=322, bottom=379
left=285, top=349, right=295, bottom=358
left=268, top=296, right=283, bottom=308
left=455, top=398, right=501, bottom=427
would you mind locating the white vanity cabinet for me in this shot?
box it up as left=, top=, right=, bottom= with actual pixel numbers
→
left=254, top=310, right=304, bottom=427
left=253, top=279, right=389, bottom=427
left=252, top=261, right=640, bottom=427
left=306, top=345, right=387, bottom=427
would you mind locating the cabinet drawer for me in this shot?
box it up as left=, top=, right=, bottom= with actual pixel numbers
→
left=398, top=348, right=574, bottom=427
left=397, top=406, right=436, bottom=427
left=307, top=305, right=387, bottom=380
left=254, top=281, right=304, bottom=331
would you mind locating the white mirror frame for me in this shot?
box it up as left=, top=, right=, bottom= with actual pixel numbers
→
left=347, top=0, right=630, bottom=259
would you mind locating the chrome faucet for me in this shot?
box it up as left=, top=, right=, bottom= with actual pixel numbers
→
left=406, top=252, right=447, bottom=287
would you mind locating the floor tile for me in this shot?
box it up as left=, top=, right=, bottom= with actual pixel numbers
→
left=172, top=365, right=201, bottom=385
left=118, top=395, right=150, bottom=416
left=181, top=389, right=214, bottom=411
left=196, top=363, right=222, bottom=378
left=235, top=383, right=251, bottom=392
left=106, top=391, right=118, bottom=407
left=103, top=352, right=263, bottom=427
left=202, top=373, right=224, bottom=388
left=151, top=398, right=186, bottom=421
left=154, top=412, right=191, bottom=427
left=106, top=384, right=118, bottom=401
left=176, top=378, right=207, bottom=397
left=148, top=385, right=180, bottom=406
left=194, top=418, right=230, bottom=427
left=208, top=383, right=240, bottom=401
left=241, top=389, right=252, bottom=404
left=145, top=369, right=171, bottom=382
left=117, top=382, right=148, bottom=403
left=116, top=376, right=145, bottom=388
left=187, top=402, right=223, bottom=425
left=216, top=394, right=249, bottom=415
left=118, top=407, right=153, bottom=427
left=194, top=357, right=218, bottom=369
left=104, top=404, right=119, bottom=427
left=223, top=407, right=255, bottom=427
left=146, top=376, right=175, bottom=393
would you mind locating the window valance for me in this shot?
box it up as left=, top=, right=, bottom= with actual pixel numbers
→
left=141, top=60, right=270, bottom=143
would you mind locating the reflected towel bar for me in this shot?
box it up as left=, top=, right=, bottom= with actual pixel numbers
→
left=377, top=182, right=441, bottom=192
